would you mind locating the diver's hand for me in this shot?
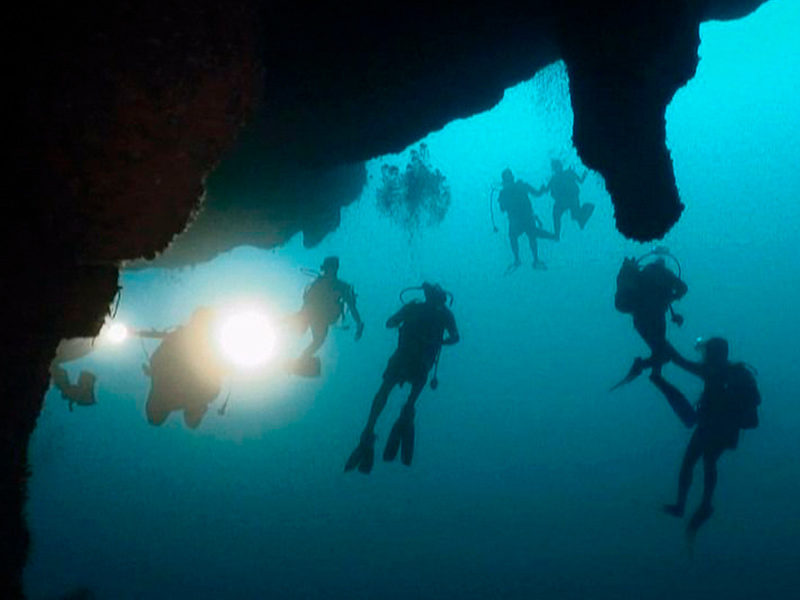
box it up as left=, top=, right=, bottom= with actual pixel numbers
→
left=355, top=322, right=364, bottom=341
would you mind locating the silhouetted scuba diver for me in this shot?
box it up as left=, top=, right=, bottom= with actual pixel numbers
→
left=658, top=337, right=760, bottom=539
left=49, top=338, right=98, bottom=410
left=612, top=248, right=693, bottom=424
left=141, top=307, right=226, bottom=429
left=345, top=283, right=459, bottom=474
left=287, top=256, right=364, bottom=377
left=534, top=159, right=593, bottom=239
left=494, top=168, right=556, bottom=272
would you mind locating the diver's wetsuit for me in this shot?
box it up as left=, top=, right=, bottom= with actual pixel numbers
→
left=346, top=294, right=458, bottom=473
left=545, top=168, right=591, bottom=239
left=657, top=349, right=752, bottom=536
left=498, top=180, right=555, bottom=266
left=630, top=262, right=687, bottom=372
left=145, top=310, right=224, bottom=429
left=293, top=274, right=361, bottom=360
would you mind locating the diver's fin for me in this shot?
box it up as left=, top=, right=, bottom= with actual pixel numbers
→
left=50, top=365, right=70, bottom=389
left=344, top=433, right=375, bottom=474
left=687, top=504, right=713, bottom=538
left=400, top=418, right=415, bottom=466
left=609, top=358, right=645, bottom=391
left=662, top=503, right=685, bottom=519
left=384, top=407, right=415, bottom=466
left=383, top=419, right=403, bottom=462
left=504, top=262, right=521, bottom=276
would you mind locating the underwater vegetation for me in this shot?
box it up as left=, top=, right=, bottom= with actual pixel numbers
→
left=377, top=143, right=451, bottom=232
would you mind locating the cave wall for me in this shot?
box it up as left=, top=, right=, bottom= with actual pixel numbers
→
left=2, top=1, right=771, bottom=596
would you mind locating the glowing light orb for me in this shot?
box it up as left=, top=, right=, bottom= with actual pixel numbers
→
left=217, top=310, right=276, bottom=369
left=103, top=322, right=129, bottom=344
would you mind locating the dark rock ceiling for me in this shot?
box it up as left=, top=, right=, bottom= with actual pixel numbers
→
left=2, top=0, right=771, bottom=596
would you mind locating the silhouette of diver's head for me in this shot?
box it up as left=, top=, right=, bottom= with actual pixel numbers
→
left=501, top=168, right=514, bottom=185
left=422, top=282, right=447, bottom=306
left=320, top=256, right=340, bottom=276
left=696, top=337, right=729, bottom=367
left=551, top=159, right=563, bottom=172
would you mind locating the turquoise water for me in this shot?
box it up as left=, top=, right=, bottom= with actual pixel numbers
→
left=25, top=1, right=799, bottom=598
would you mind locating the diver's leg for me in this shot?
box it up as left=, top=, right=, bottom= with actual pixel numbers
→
left=552, top=204, right=566, bottom=240
left=687, top=445, right=724, bottom=534
left=509, top=228, right=521, bottom=266
left=183, top=405, right=208, bottom=429
left=700, top=445, right=725, bottom=509
left=364, top=379, right=395, bottom=435
left=400, top=379, right=425, bottom=466
left=634, top=314, right=667, bottom=372
left=527, top=231, right=540, bottom=264
left=664, top=430, right=703, bottom=517
left=346, top=378, right=395, bottom=473
left=649, top=373, right=697, bottom=428
left=405, top=378, right=426, bottom=409
left=525, top=223, right=548, bottom=269
left=566, top=197, right=581, bottom=223
left=301, top=322, right=329, bottom=359
left=285, top=310, right=310, bottom=335
left=146, top=401, right=170, bottom=426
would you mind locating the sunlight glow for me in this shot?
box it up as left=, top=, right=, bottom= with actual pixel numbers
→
left=216, top=308, right=277, bottom=369
left=101, top=321, right=129, bottom=344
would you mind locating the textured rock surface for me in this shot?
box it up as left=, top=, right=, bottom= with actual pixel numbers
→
left=2, top=0, right=771, bottom=596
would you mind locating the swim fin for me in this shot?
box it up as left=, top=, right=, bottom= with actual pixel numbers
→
left=383, top=406, right=415, bottom=466
left=344, top=432, right=375, bottom=474
left=400, top=417, right=415, bottom=466
left=610, top=357, right=645, bottom=391
left=687, top=503, right=713, bottom=537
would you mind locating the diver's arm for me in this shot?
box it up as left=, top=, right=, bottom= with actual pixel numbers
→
left=346, top=286, right=365, bottom=340
left=524, top=181, right=546, bottom=197
left=442, top=312, right=460, bottom=346
left=671, top=277, right=688, bottom=301
left=385, top=305, right=407, bottom=329
left=670, top=346, right=704, bottom=378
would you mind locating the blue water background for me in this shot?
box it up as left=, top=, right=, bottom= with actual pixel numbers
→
left=25, top=1, right=799, bottom=598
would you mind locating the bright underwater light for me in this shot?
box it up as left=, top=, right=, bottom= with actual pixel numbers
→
left=101, top=321, right=129, bottom=344
left=216, top=308, right=277, bottom=370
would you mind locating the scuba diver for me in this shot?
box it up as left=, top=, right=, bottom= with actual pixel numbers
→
left=658, top=337, right=760, bottom=539
left=611, top=247, right=694, bottom=424
left=344, top=282, right=459, bottom=474
left=49, top=338, right=98, bottom=410
left=612, top=248, right=695, bottom=423
left=287, top=256, right=364, bottom=377
left=494, top=168, right=557, bottom=272
left=141, top=307, right=226, bottom=429
left=536, top=159, right=593, bottom=240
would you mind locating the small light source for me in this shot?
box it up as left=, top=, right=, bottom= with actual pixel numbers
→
left=217, top=309, right=276, bottom=369
left=104, top=322, right=129, bottom=344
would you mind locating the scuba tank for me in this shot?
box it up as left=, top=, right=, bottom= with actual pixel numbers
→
left=614, top=247, right=684, bottom=323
